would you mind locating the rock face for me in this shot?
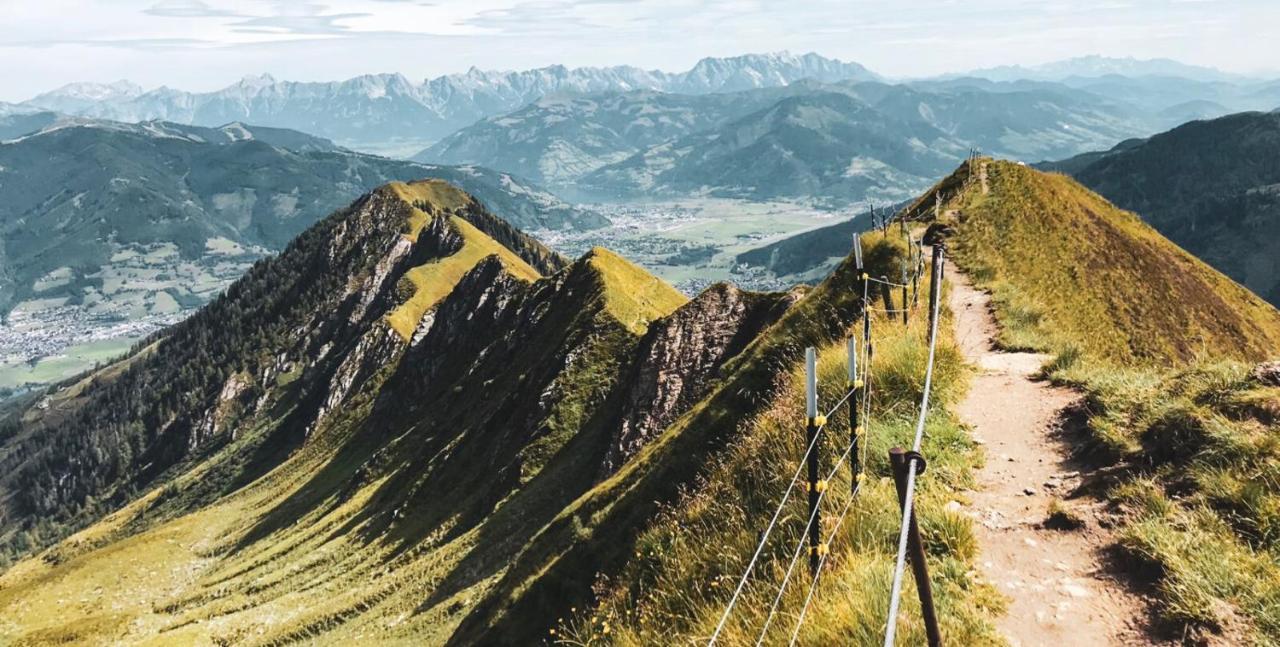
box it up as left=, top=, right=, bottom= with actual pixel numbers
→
left=1254, top=361, right=1280, bottom=387
left=601, top=283, right=801, bottom=474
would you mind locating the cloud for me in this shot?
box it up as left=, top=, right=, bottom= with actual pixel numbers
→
left=231, top=12, right=372, bottom=36
left=144, top=0, right=242, bottom=18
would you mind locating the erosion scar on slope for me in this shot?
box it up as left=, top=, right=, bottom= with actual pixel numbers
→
left=947, top=266, right=1151, bottom=646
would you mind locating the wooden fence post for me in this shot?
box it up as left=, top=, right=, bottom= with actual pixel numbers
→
left=848, top=337, right=862, bottom=494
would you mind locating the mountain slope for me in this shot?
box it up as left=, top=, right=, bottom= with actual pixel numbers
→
left=0, top=111, right=60, bottom=140
left=584, top=90, right=964, bottom=205
left=1051, top=111, right=1280, bottom=307
left=578, top=81, right=1159, bottom=204
left=0, top=119, right=598, bottom=305
left=963, top=55, right=1251, bottom=84
left=933, top=159, right=1280, bottom=362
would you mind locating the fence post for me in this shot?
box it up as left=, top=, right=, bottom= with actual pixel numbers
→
left=911, top=257, right=920, bottom=309
left=888, top=448, right=942, bottom=647
left=928, top=246, right=943, bottom=335
left=805, top=348, right=822, bottom=577
left=880, top=275, right=894, bottom=316
left=901, top=265, right=910, bottom=326
left=847, top=337, right=862, bottom=494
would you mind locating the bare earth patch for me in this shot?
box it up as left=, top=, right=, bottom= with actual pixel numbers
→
left=947, top=266, right=1155, bottom=646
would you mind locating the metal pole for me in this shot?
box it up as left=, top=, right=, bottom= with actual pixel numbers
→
left=880, top=276, right=894, bottom=315
left=911, top=260, right=920, bottom=309
left=847, top=337, right=861, bottom=494
left=928, top=246, right=942, bottom=332
left=901, top=266, right=910, bottom=326
left=888, top=448, right=942, bottom=647
left=804, top=348, right=822, bottom=577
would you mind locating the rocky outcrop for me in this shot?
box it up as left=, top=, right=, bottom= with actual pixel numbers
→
left=1254, top=361, right=1280, bottom=387
left=600, top=283, right=800, bottom=474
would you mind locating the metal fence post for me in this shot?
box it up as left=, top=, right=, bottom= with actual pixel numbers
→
left=880, top=275, right=894, bottom=315
left=888, top=448, right=942, bottom=647
left=805, top=348, right=822, bottom=577
left=901, top=266, right=910, bottom=326
left=847, top=337, right=862, bottom=494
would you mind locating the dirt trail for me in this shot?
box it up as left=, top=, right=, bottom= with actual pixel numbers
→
left=947, top=267, right=1151, bottom=646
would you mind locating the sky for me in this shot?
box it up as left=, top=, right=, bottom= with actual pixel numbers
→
left=1, top=0, right=1278, bottom=102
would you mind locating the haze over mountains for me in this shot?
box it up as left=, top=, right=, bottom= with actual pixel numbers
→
left=12, top=53, right=878, bottom=157
left=13, top=52, right=1278, bottom=164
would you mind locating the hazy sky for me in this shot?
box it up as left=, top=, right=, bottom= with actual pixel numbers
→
left=2, top=0, right=1277, bottom=101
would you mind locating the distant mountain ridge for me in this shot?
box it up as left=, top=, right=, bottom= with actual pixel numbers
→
left=430, top=78, right=1156, bottom=205
left=416, top=85, right=816, bottom=188
left=17, top=52, right=878, bottom=156
left=960, top=55, right=1253, bottom=83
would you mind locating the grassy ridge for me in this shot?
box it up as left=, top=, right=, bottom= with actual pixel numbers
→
left=386, top=214, right=541, bottom=339
left=948, top=160, right=1280, bottom=363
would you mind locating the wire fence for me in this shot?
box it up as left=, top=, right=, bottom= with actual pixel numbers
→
left=707, top=224, right=947, bottom=647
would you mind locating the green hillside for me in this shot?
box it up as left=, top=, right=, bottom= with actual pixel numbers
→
left=941, top=159, right=1280, bottom=363
left=1064, top=111, right=1280, bottom=307
left=0, top=120, right=601, bottom=316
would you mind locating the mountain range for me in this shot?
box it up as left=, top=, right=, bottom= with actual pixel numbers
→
left=21, top=53, right=1273, bottom=163
left=2, top=160, right=1279, bottom=643
left=962, top=55, right=1255, bottom=83
left=416, top=86, right=810, bottom=189
left=425, top=78, right=1165, bottom=205
left=13, top=52, right=878, bottom=157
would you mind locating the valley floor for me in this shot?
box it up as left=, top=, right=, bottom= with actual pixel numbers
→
left=948, top=267, right=1153, bottom=645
